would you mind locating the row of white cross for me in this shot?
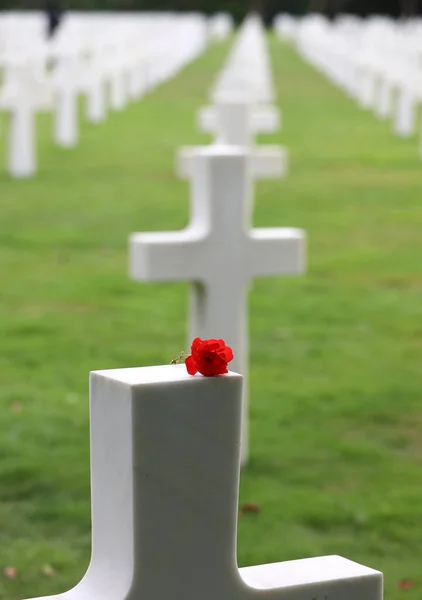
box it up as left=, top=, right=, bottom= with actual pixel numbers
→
left=0, top=12, right=231, bottom=179
left=131, top=14, right=302, bottom=467
left=211, top=14, right=275, bottom=104
left=277, top=14, right=422, bottom=158
left=25, top=14, right=383, bottom=600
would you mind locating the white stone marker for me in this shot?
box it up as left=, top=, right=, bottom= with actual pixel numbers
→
left=110, top=69, right=128, bottom=112
left=84, top=52, right=107, bottom=124
left=0, top=62, right=51, bottom=178
left=6, top=101, right=36, bottom=178
left=374, top=79, right=394, bottom=120
left=198, top=100, right=281, bottom=146
left=53, top=56, right=80, bottom=148
left=54, top=88, right=79, bottom=148
left=25, top=364, right=383, bottom=600
left=86, top=80, right=106, bottom=124
left=195, top=100, right=288, bottom=180
left=130, top=146, right=305, bottom=466
left=357, top=70, right=377, bottom=110
left=394, top=88, right=417, bottom=138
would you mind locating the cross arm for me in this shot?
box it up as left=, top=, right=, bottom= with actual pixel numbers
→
left=247, top=227, right=306, bottom=278
left=176, top=146, right=288, bottom=180
left=250, top=105, right=281, bottom=133
left=239, top=555, right=383, bottom=599
left=197, top=104, right=281, bottom=134
left=212, top=89, right=275, bottom=106
left=129, top=230, right=205, bottom=282
left=251, top=146, right=288, bottom=178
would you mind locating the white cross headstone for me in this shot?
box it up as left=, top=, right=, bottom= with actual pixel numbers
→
left=3, top=98, right=36, bottom=178
left=130, top=146, right=305, bottom=466
left=0, top=58, right=52, bottom=178
left=211, top=15, right=276, bottom=107
left=109, top=67, right=128, bottom=112
left=25, top=364, right=384, bottom=600
left=374, top=78, right=393, bottom=120
left=198, top=100, right=281, bottom=146
left=52, top=54, right=80, bottom=148
left=357, top=69, right=377, bottom=110
left=394, top=88, right=417, bottom=138
left=106, top=41, right=130, bottom=111
left=84, top=51, right=107, bottom=124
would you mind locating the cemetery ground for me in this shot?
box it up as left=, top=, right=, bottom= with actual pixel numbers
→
left=1, top=36, right=422, bottom=600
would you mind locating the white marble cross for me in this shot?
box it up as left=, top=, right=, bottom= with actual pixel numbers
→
left=83, top=52, right=107, bottom=124
left=374, top=79, right=393, bottom=120
left=198, top=99, right=281, bottom=146
left=52, top=54, right=81, bottom=148
left=0, top=59, right=52, bottom=178
left=25, top=364, right=383, bottom=600
left=393, top=88, right=417, bottom=138
left=130, top=146, right=304, bottom=465
left=110, top=66, right=129, bottom=112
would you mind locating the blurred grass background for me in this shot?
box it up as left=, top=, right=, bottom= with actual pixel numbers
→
left=1, top=37, right=422, bottom=599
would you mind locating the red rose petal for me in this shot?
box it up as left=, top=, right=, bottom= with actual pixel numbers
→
left=185, top=355, right=198, bottom=375
left=203, top=339, right=219, bottom=351
left=191, top=338, right=202, bottom=361
left=191, top=338, right=201, bottom=351
left=197, top=352, right=228, bottom=376
left=224, top=346, right=234, bottom=362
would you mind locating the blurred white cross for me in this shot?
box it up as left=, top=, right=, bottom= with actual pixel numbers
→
left=26, top=364, right=384, bottom=600
left=130, top=145, right=303, bottom=465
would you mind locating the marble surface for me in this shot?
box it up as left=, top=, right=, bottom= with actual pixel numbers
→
left=25, top=365, right=383, bottom=600
left=177, top=144, right=288, bottom=180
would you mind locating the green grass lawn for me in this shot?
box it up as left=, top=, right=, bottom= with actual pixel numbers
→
left=1, top=36, right=422, bottom=599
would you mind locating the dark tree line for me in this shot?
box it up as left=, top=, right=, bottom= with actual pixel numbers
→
left=1, top=0, right=421, bottom=21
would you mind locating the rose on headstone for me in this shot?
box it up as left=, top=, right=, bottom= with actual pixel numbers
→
left=185, top=337, right=234, bottom=376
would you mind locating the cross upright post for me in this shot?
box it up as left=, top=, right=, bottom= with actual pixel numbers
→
left=53, top=53, right=80, bottom=148
left=394, top=87, right=416, bottom=138
left=130, top=146, right=305, bottom=465
left=84, top=52, right=107, bottom=125
left=25, top=365, right=383, bottom=600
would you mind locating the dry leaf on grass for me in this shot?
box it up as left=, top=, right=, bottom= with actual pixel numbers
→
left=240, top=502, right=261, bottom=514
left=4, top=566, right=18, bottom=579
left=396, top=579, right=415, bottom=590
left=42, top=564, right=57, bottom=577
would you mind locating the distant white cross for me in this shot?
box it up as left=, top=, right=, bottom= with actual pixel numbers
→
left=25, top=364, right=383, bottom=600
left=53, top=54, right=81, bottom=148
left=198, top=99, right=281, bottom=146
left=0, top=59, right=52, bottom=178
left=130, top=145, right=304, bottom=465
left=375, top=78, right=393, bottom=120
left=83, top=53, right=107, bottom=124
left=394, top=87, right=417, bottom=138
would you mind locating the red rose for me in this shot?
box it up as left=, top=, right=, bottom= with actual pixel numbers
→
left=185, top=337, right=234, bottom=377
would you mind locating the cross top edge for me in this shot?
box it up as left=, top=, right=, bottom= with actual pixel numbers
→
left=91, top=364, right=242, bottom=386
left=192, top=145, right=253, bottom=158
